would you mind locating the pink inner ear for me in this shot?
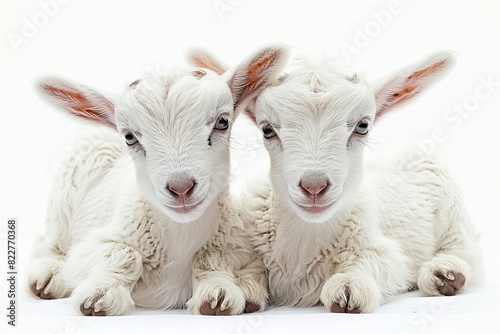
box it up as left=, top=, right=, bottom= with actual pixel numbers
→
left=247, top=52, right=277, bottom=86
left=408, top=60, right=445, bottom=81
left=376, top=60, right=448, bottom=119
left=44, top=85, right=85, bottom=103
left=42, top=84, right=114, bottom=127
left=385, top=85, right=416, bottom=104
left=46, top=86, right=93, bottom=114
left=234, top=51, right=277, bottom=104
left=192, top=56, right=225, bottom=75
left=389, top=61, right=445, bottom=102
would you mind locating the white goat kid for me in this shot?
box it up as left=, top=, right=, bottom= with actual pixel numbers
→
left=229, top=51, right=481, bottom=313
left=27, top=45, right=290, bottom=316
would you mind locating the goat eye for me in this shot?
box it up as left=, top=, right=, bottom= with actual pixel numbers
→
left=125, top=133, right=138, bottom=146
left=262, top=124, right=277, bottom=139
left=354, top=121, right=369, bottom=135
left=214, top=115, right=229, bottom=130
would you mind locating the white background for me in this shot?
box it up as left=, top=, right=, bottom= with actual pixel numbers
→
left=1, top=0, right=499, bottom=333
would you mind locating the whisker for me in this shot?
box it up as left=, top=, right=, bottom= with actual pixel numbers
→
left=364, top=140, right=381, bottom=160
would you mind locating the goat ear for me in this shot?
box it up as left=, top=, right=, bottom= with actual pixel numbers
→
left=374, top=50, right=457, bottom=120
left=184, top=47, right=229, bottom=75
left=34, top=77, right=115, bottom=128
left=226, top=45, right=291, bottom=116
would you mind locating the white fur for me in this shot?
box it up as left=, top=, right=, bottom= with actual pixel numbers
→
left=240, top=50, right=483, bottom=312
left=27, top=45, right=290, bottom=316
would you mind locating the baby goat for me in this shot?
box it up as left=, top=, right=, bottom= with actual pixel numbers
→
left=27, top=45, right=290, bottom=316
left=191, top=50, right=483, bottom=313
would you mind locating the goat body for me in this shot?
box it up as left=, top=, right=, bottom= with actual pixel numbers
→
left=28, top=46, right=290, bottom=316
left=244, top=158, right=482, bottom=311
left=30, top=130, right=259, bottom=314
left=240, top=51, right=483, bottom=312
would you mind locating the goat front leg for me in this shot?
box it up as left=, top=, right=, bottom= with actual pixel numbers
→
left=28, top=197, right=72, bottom=300
left=187, top=257, right=268, bottom=315
left=417, top=191, right=481, bottom=297
left=320, top=270, right=381, bottom=313
left=27, top=159, right=82, bottom=300
left=234, top=254, right=268, bottom=313
left=320, top=236, right=411, bottom=313
left=187, top=223, right=268, bottom=315
left=61, top=242, right=143, bottom=316
left=187, top=269, right=246, bottom=316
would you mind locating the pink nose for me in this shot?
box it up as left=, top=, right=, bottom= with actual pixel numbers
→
left=300, top=179, right=328, bottom=196
left=167, top=180, right=195, bottom=197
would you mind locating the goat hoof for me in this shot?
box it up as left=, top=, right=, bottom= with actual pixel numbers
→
left=330, top=302, right=361, bottom=314
left=30, top=282, right=55, bottom=300
left=199, top=299, right=232, bottom=316
left=244, top=301, right=260, bottom=313
left=330, top=290, right=361, bottom=314
left=437, top=272, right=465, bottom=296
left=79, top=303, right=107, bottom=316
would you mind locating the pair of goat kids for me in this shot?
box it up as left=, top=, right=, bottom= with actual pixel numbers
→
left=28, top=45, right=482, bottom=316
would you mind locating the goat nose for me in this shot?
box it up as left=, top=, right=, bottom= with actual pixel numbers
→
left=167, top=179, right=195, bottom=197
left=300, top=178, right=328, bottom=196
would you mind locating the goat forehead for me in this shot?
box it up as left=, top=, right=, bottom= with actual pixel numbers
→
left=165, top=74, right=232, bottom=121
left=118, top=73, right=232, bottom=132
left=258, top=81, right=373, bottom=126
left=286, top=54, right=359, bottom=87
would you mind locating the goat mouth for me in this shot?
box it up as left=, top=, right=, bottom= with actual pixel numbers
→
left=298, top=204, right=332, bottom=214
left=167, top=199, right=204, bottom=214
left=295, top=202, right=334, bottom=214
